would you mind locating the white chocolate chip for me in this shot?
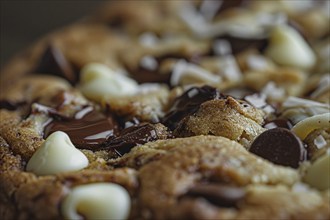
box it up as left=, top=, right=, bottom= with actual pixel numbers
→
left=26, top=131, right=88, bottom=175
left=170, top=59, right=222, bottom=86
left=265, top=25, right=316, bottom=70
left=292, top=113, right=330, bottom=140
left=80, top=63, right=113, bottom=84
left=61, top=183, right=131, bottom=220
left=79, top=63, right=139, bottom=101
left=303, top=150, right=330, bottom=191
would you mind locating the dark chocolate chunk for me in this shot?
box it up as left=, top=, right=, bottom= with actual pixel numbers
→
left=105, top=123, right=167, bottom=156
left=0, top=100, right=26, bottom=111
left=249, top=128, right=307, bottom=168
left=133, top=64, right=171, bottom=84
left=163, top=86, right=225, bottom=130
left=215, top=35, right=268, bottom=55
left=263, top=119, right=293, bottom=130
left=34, top=45, right=77, bottom=84
left=44, top=106, right=119, bottom=149
left=184, top=183, right=246, bottom=207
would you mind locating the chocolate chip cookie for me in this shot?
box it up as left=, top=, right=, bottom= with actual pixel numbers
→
left=1, top=1, right=329, bottom=219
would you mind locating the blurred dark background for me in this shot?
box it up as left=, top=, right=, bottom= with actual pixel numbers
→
left=0, top=1, right=102, bottom=68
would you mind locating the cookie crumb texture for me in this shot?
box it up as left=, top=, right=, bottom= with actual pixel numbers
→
left=1, top=1, right=330, bottom=219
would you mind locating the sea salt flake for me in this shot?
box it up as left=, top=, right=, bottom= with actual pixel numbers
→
left=261, top=82, right=285, bottom=100
left=314, top=135, right=327, bottom=149
left=140, top=56, right=158, bottom=71
left=245, top=93, right=267, bottom=108
left=139, top=32, right=159, bottom=47
left=218, top=55, right=242, bottom=81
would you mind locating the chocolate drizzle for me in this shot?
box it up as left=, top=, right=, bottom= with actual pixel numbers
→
left=44, top=106, right=119, bottom=150
left=104, top=123, right=162, bottom=156
left=34, top=45, right=78, bottom=84
left=41, top=104, right=170, bottom=156
left=163, top=86, right=225, bottom=130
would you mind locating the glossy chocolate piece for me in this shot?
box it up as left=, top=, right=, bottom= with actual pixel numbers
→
left=105, top=123, right=161, bottom=156
left=249, top=128, right=307, bottom=168
left=263, top=119, right=293, bottom=130
left=34, top=45, right=77, bottom=84
left=44, top=106, right=119, bottom=149
left=185, top=183, right=246, bottom=207
left=163, top=86, right=225, bottom=130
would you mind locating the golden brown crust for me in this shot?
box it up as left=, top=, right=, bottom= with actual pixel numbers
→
left=174, top=98, right=265, bottom=147
left=1, top=1, right=330, bottom=219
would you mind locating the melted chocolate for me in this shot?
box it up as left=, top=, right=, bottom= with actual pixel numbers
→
left=184, top=183, right=246, bottom=207
left=34, top=45, right=77, bottom=84
left=163, top=86, right=225, bottom=130
left=105, top=123, right=160, bottom=156
left=44, top=106, right=119, bottom=149
left=249, top=128, right=307, bottom=168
